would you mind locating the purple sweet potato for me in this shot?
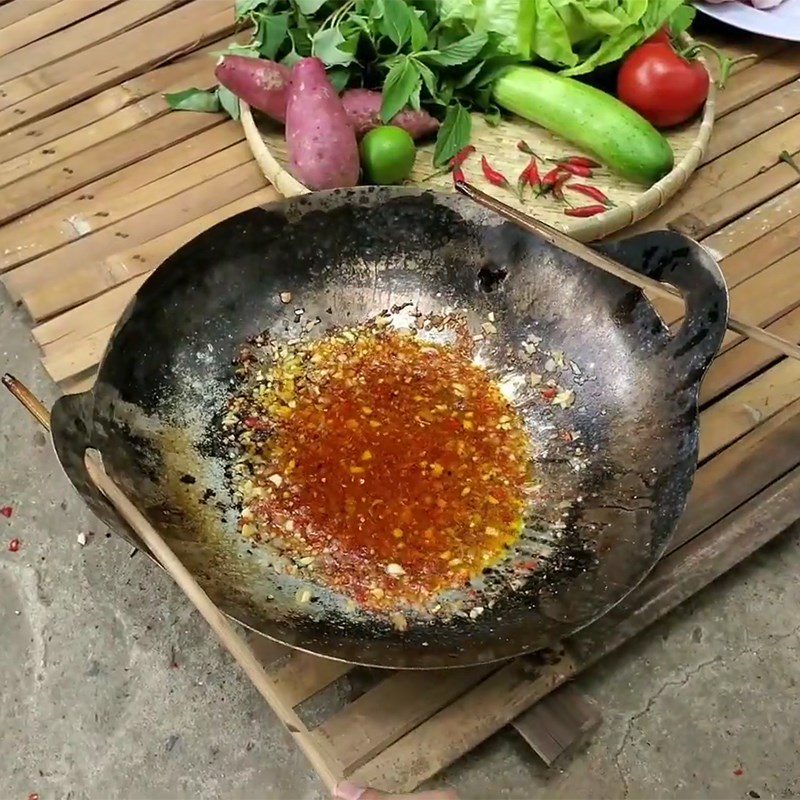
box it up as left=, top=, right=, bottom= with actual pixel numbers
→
left=215, top=55, right=290, bottom=122
left=341, top=89, right=440, bottom=140
left=285, top=58, right=360, bottom=190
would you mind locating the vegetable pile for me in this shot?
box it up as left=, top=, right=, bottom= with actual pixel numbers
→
left=167, top=0, right=724, bottom=200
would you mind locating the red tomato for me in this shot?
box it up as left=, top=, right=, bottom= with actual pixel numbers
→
left=646, top=26, right=671, bottom=44
left=617, top=42, right=710, bottom=129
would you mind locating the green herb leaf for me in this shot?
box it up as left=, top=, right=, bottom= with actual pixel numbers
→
left=381, top=56, right=420, bottom=122
left=328, top=66, right=352, bottom=93
left=295, top=0, right=327, bottom=14
left=234, top=0, right=267, bottom=21
left=223, top=43, right=260, bottom=58
left=256, top=12, right=290, bottom=60
left=410, top=8, right=428, bottom=50
left=422, top=31, right=488, bottom=67
left=483, top=104, right=501, bottom=127
left=164, top=87, right=221, bottom=113
left=668, top=3, right=696, bottom=36
left=217, top=85, right=240, bottom=120
left=312, top=27, right=357, bottom=66
left=380, top=0, right=414, bottom=48
left=433, top=103, right=471, bottom=167
left=415, top=60, right=438, bottom=98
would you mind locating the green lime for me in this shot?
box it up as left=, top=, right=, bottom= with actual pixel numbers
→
left=360, top=126, right=416, bottom=185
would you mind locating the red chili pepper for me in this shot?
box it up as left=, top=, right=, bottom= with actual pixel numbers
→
left=539, top=166, right=563, bottom=195
left=0, top=506, right=11, bottom=518
left=525, top=158, right=541, bottom=192
left=552, top=172, right=571, bottom=201
left=567, top=183, right=613, bottom=206
left=452, top=166, right=465, bottom=184
left=8, top=538, right=20, bottom=552
left=517, top=140, right=537, bottom=156
left=541, top=387, right=558, bottom=400
left=556, top=162, right=593, bottom=178
left=564, top=204, right=606, bottom=218
left=560, top=155, right=601, bottom=168
left=451, top=145, right=475, bottom=169
left=480, top=155, right=509, bottom=188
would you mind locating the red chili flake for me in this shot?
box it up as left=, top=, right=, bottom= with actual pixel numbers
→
left=733, top=768, right=744, bottom=777
left=480, top=155, right=510, bottom=189
left=567, top=183, right=613, bottom=206
left=243, top=417, right=269, bottom=430
left=541, top=387, right=557, bottom=401
left=564, top=204, right=606, bottom=218
left=8, top=538, right=20, bottom=553
left=0, top=506, right=12, bottom=518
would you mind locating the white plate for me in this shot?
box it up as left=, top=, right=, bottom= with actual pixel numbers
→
left=695, top=0, right=800, bottom=41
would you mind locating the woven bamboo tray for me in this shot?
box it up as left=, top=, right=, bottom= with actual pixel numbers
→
left=242, top=52, right=716, bottom=242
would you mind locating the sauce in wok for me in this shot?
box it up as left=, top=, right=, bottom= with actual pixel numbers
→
left=226, top=322, right=532, bottom=612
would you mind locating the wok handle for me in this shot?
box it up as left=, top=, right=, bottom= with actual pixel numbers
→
left=599, top=230, right=730, bottom=383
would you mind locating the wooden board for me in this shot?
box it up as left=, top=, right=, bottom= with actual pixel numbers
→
left=0, top=2, right=799, bottom=793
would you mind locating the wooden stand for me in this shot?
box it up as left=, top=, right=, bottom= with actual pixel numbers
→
left=1, top=3, right=800, bottom=793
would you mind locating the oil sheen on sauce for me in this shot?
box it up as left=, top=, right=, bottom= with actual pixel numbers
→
left=230, top=325, right=532, bottom=611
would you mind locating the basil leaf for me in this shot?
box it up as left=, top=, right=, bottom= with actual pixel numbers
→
left=296, top=0, right=327, bottom=13
left=234, top=0, right=267, bottom=21
left=312, top=27, right=356, bottom=66
left=328, top=66, right=351, bottom=93
left=380, top=57, right=420, bottom=122
left=415, top=60, right=438, bottom=98
left=455, top=59, right=485, bottom=89
left=433, top=103, right=471, bottom=167
left=256, top=12, right=290, bottom=60
left=410, top=9, right=428, bottom=51
left=380, top=0, right=414, bottom=48
left=422, top=32, right=488, bottom=67
left=409, top=81, right=421, bottom=112
left=217, top=85, right=240, bottom=120
left=164, top=88, right=221, bottom=113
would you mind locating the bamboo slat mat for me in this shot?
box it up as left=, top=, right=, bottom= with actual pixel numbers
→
left=1, top=0, right=800, bottom=791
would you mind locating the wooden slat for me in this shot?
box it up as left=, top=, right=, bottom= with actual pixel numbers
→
left=715, top=48, right=800, bottom=116
left=698, top=358, right=800, bottom=461
left=352, top=655, right=579, bottom=793
left=0, top=0, right=187, bottom=85
left=268, top=652, right=352, bottom=708
left=0, top=39, right=230, bottom=166
left=24, top=161, right=268, bottom=321
left=0, top=123, right=246, bottom=280
left=0, top=142, right=253, bottom=273
left=312, top=665, right=499, bottom=776
left=670, top=158, right=800, bottom=239
left=676, top=397, right=800, bottom=544
left=0, top=0, right=120, bottom=58
left=0, top=0, right=57, bottom=29
left=702, top=81, right=800, bottom=163
left=701, top=307, right=800, bottom=405
left=0, top=109, right=225, bottom=225
left=0, top=0, right=234, bottom=133
left=510, top=684, right=602, bottom=766
left=700, top=183, right=800, bottom=263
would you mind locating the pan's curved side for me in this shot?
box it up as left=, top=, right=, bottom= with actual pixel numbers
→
left=50, top=390, right=145, bottom=552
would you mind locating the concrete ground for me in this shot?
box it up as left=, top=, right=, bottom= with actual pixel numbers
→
left=1, top=293, right=799, bottom=800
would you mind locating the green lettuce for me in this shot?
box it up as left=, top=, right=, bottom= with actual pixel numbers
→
left=437, top=0, right=692, bottom=75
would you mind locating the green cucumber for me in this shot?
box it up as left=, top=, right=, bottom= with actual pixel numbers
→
left=492, top=66, right=674, bottom=186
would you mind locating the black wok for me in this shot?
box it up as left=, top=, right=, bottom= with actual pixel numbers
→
left=50, top=188, right=728, bottom=669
